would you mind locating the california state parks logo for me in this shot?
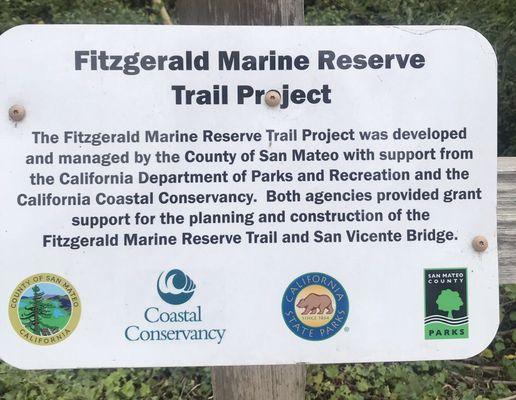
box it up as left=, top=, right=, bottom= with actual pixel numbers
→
left=282, top=272, right=349, bottom=341
left=8, top=273, right=81, bottom=345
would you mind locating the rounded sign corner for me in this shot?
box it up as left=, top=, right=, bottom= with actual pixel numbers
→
left=455, top=25, right=497, bottom=67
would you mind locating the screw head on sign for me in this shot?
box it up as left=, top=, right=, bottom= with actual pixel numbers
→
left=9, top=105, right=25, bottom=122
left=265, top=90, right=281, bottom=107
left=472, top=235, right=488, bottom=252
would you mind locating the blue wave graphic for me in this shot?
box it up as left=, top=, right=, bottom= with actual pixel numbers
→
left=157, top=269, right=196, bottom=305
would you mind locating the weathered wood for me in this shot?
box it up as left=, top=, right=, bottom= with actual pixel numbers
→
left=211, top=364, right=306, bottom=400
left=176, top=0, right=304, bottom=25
left=175, top=0, right=515, bottom=393
left=152, top=0, right=173, bottom=25
left=206, top=160, right=516, bottom=396
left=175, top=3, right=516, bottom=286
left=498, top=157, right=516, bottom=284
left=206, top=159, right=516, bottom=398
left=176, top=1, right=307, bottom=399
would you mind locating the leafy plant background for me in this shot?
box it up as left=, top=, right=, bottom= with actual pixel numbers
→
left=0, top=0, right=515, bottom=398
left=0, top=285, right=513, bottom=399
left=0, top=0, right=514, bottom=155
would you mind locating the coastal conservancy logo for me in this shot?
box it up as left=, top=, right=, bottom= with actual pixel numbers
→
left=8, top=273, right=81, bottom=345
left=282, top=272, right=349, bottom=341
left=157, top=269, right=196, bottom=305
left=124, top=268, right=226, bottom=344
left=425, top=268, right=468, bottom=339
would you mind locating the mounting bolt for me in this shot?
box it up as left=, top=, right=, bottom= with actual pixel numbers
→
left=265, top=90, right=281, bottom=107
left=472, top=235, right=488, bottom=252
left=9, top=105, right=25, bottom=122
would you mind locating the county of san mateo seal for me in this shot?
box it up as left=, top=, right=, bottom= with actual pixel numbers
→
left=282, top=272, right=349, bottom=341
left=8, top=273, right=81, bottom=346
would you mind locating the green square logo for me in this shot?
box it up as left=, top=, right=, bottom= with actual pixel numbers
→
left=424, top=268, right=468, bottom=340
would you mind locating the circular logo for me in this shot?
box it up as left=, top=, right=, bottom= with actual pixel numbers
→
left=157, top=269, right=196, bottom=305
left=8, top=273, right=81, bottom=346
left=282, top=272, right=349, bottom=341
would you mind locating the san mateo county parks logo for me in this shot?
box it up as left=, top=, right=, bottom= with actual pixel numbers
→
left=282, top=272, right=349, bottom=341
left=424, top=268, right=468, bottom=339
left=157, top=269, right=196, bottom=305
left=8, top=273, right=81, bottom=345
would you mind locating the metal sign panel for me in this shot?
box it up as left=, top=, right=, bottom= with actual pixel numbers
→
left=0, top=25, right=498, bottom=369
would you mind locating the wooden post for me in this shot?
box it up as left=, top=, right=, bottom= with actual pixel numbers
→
left=174, top=1, right=516, bottom=397
left=498, top=157, right=516, bottom=284
left=175, top=1, right=306, bottom=399
left=176, top=0, right=304, bottom=25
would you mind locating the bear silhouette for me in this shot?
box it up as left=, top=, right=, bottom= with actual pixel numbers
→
left=296, top=293, right=334, bottom=315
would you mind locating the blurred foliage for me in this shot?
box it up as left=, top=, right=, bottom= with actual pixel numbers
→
left=0, top=0, right=514, bottom=154
left=0, top=0, right=149, bottom=26
left=305, top=0, right=516, bottom=155
left=0, top=365, right=213, bottom=400
left=0, top=285, right=514, bottom=399
left=0, top=1, right=514, bottom=398
left=305, top=284, right=516, bottom=399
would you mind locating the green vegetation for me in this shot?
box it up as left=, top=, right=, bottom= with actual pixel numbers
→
left=0, top=1, right=514, bottom=398
left=0, top=285, right=514, bottom=399
left=0, top=0, right=514, bottom=154
left=0, top=365, right=213, bottom=400
left=305, top=0, right=516, bottom=156
left=305, top=285, right=516, bottom=399
left=0, top=0, right=151, bottom=27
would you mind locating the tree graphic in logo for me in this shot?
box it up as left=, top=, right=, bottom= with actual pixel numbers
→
left=10, top=274, right=81, bottom=345
left=436, top=289, right=464, bottom=318
left=20, top=285, right=53, bottom=335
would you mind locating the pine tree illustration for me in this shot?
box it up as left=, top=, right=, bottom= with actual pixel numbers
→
left=20, top=285, right=53, bottom=335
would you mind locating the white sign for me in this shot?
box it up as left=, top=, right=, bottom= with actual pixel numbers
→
left=0, top=25, right=498, bottom=369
